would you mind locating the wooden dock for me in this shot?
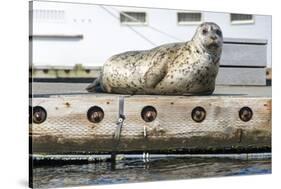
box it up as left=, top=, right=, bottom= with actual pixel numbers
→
left=30, top=83, right=271, bottom=155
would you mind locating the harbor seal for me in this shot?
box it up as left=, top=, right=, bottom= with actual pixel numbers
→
left=86, top=22, right=223, bottom=95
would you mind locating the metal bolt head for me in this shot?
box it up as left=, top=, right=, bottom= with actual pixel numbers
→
left=191, top=106, right=206, bottom=123
left=239, top=106, right=253, bottom=122
left=141, top=106, right=157, bottom=122
left=117, top=118, right=123, bottom=123
left=87, top=106, right=104, bottom=123
left=32, top=106, right=47, bottom=124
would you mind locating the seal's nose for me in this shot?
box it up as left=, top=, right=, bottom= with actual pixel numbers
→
left=210, top=36, right=217, bottom=40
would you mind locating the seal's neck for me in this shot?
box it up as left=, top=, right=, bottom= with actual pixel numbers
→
left=189, top=39, right=221, bottom=63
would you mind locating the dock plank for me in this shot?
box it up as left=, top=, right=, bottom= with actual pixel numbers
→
left=30, top=93, right=271, bottom=154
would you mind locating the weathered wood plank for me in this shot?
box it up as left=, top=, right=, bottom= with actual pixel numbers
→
left=216, top=67, right=266, bottom=85
left=30, top=65, right=100, bottom=79
left=30, top=95, right=271, bottom=154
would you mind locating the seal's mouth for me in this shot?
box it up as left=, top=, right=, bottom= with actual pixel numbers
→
left=207, top=42, right=220, bottom=50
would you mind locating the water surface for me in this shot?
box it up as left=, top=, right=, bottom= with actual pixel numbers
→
left=32, top=156, right=271, bottom=188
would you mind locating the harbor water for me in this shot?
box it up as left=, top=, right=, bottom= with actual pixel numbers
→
left=32, top=155, right=271, bottom=188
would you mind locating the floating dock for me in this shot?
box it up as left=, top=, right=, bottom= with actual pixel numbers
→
left=30, top=83, right=271, bottom=155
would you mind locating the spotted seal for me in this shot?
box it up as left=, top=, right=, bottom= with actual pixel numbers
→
left=86, top=22, right=223, bottom=95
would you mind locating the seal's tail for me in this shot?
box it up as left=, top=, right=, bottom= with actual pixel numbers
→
left=86, top=77, right=103, bottom=93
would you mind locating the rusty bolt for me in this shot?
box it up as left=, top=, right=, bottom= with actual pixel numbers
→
left=191, top=106, right=206, bottom=123
left=32, top=106, right=47, bottom=124
left=141, top=106, right=157, bottom=122
left=87, top=106, right=104, bottom=123
left=239, top=106, right=253, bottom=122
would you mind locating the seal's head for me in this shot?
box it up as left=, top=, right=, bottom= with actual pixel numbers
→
left=193, top=22, right=223, bottom=53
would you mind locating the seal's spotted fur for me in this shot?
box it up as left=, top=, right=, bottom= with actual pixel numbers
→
left=87, top=22, right=223, bottom=95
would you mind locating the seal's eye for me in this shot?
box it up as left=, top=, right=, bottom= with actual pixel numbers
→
left=215, top=29, right=222, bottom=37
left=202, top=29, right=208, bottom=35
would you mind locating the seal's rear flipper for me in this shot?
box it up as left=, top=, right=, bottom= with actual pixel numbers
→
left=86, top=78, right=103, bottom=93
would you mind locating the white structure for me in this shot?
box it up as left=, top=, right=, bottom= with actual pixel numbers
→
left=31, top=1, right=272, bottom=67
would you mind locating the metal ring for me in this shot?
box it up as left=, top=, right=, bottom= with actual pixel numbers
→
left=33, top=106, right=47, bottom=124
left=191, top=106, right=206, bottom=123
left=239, top=106, right=253, bottom=122
left=87, top=106, right=104, bottom=123
left=141, top=106, right=157, bottom=122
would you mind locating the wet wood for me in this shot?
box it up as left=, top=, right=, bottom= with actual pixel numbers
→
left=30, top=94, right=271, bottom=154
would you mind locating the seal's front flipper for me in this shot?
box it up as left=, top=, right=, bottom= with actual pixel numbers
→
left=144, top=62, right=168, bottom=89
left=86, top=78, right=103, bottom=93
